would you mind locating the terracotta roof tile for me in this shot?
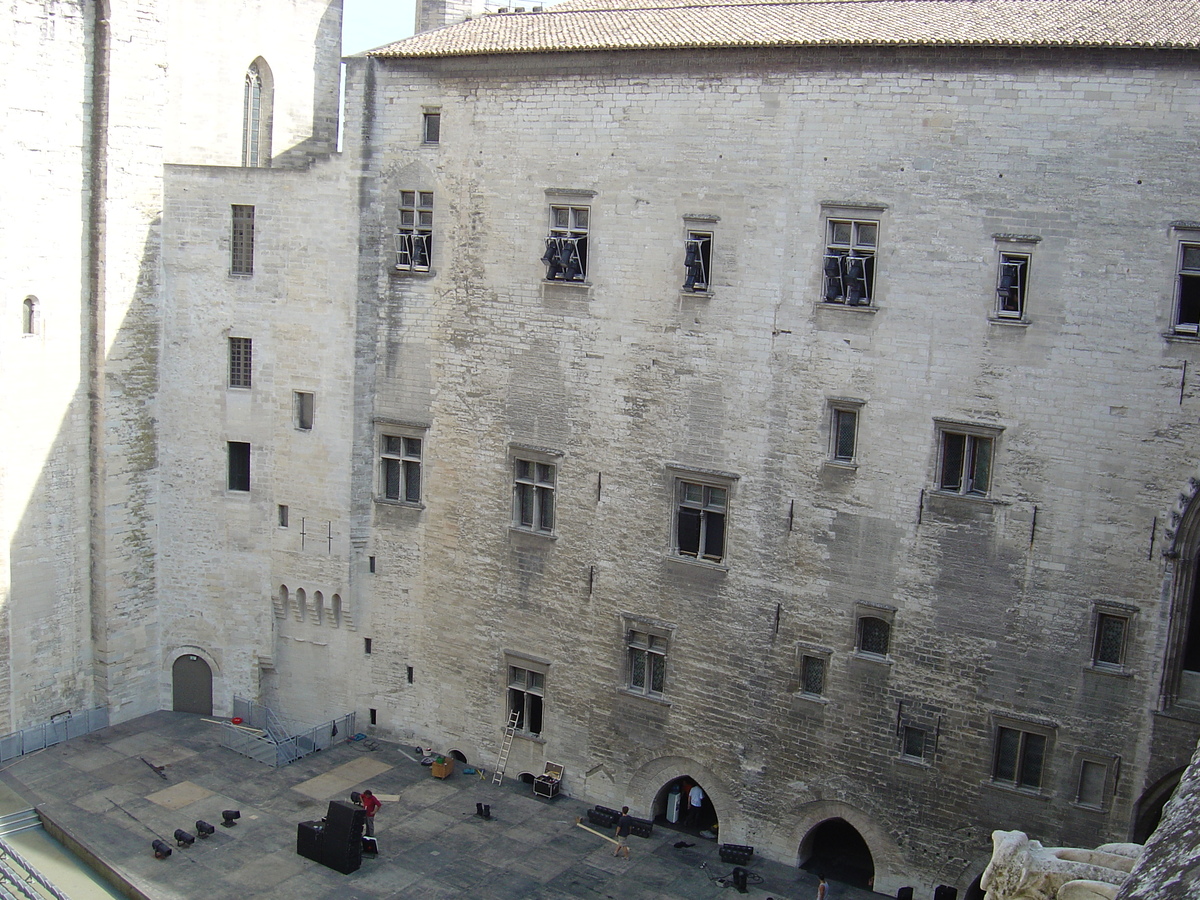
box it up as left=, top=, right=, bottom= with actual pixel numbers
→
left=371, top=0, right=1200, bottom=58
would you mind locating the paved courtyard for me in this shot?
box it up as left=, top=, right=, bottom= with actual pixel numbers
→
left=0, top=711, right=883, bottom=900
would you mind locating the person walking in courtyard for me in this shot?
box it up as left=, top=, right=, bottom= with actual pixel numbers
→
left=360, top=789, right=382, bottom=836
left=613, top=806, right=632, bottom=859
left=816, top=874, right=828, bottom=900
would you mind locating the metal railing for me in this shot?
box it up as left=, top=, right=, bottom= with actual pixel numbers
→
left=0, top=708, right=109, bottom=764
left=220, top=697, right=355, bottom=767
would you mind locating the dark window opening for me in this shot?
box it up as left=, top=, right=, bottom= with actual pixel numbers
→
left=993, top=727, right=1046, bottom=790
left=369, top=708, right=377, bottom=725
left=381, top=435, right=422, bottom=503
left=227, top=442, right=251, bottom=492
left=514, top=459, right=555, bottom=533
left=832, top=408, right=857, bottom=461
left=295, top=392, right=314, bottom=430
left=801, top=655, right=825, bottom=696
left=676, top=481, right=727, bottom=563
left=508, top=666, right=544, bottom=734
left=406, top=666, right=414, bottom=684
left=997, top=252, right=1029, bottom=318
left=364, top=638, right=373, bottom=655
left=1093, top=614, right=1127, bottom=668
left=857, top=616, right=890, bottom=656
left=684, top=231, right=712, bottom=291
left=902, top=726, right=927, bottom=760
left=628, top=631, right=667, bottom=696
left=940, top=432, right=992, bottom=496
left=423, top=111, right=440, bottom=143
left=1176, top=244, right=1200, bottom=334
left=395, top=191, right=433, bottom=271
left=278, top=504, right=289, bottom=527
left=369, top=556, right=376, bottom=573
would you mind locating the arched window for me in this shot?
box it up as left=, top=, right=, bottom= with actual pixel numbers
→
left=242, top=59, right=273, bottom=167
left=331, top=593, right=342, bottom=627
left=314, top=591, right=324, bottom=625
left=22, top=296, right=38, bottom=335
left=278, top=584, right=290, bottom=619
left=295, top=587, right=307, bottom=622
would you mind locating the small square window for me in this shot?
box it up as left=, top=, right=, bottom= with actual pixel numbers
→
left=856, top=616, right=890, bottom=657
left=229, top=337, right=252, bottom=388
left=937, top=424, right=997, bottom=497
left=800, top=654, right=826, bottom=697
left=1175, top=241, right=1200, bottom=334
left=823, top=218, right=877, bottom=306
left=514, top=459, right=555, bottom=534
left=381, top=433, right=423, bottom=503
left=542, top=205, right=589, bottom=282
left=227, top=441, right=251, bottom=492
left=423, top=110, right=441, bottom=144
left=395, top=190, right=433, bottom=271
left=996, top=252, right=1029, bottom=319
left=902, top=726, right=927, bottom=761
left=683, top=231, right=712, bottom=292
left=628, top=630, right=668, bottom=697
left=231, top=205, right=255, bottom=275
left=992, top=725, right=1049, bottom=791
left=1092, top=613, right=1128, bottom=669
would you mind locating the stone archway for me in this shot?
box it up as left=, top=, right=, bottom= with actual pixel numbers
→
left=799, top=817, right=875, bottom=889
left=172, top=654, right=213, bottom=715
left=626, top=756, right=743, bottom=843
left=1133, top=765, right=1185, bottom=843
left=790, top=799, right=909, bottom=895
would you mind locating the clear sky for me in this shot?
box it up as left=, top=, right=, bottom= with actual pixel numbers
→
left=342, top=0, right=568, bottom=54
left=343, top=0, right=417, bottom=54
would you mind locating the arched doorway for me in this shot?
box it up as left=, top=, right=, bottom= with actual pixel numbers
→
left=172, top=654, right=213, bottom=715
left=799, top=818, right=875, bottom=890
left=654, top=776, right=719, bottom=837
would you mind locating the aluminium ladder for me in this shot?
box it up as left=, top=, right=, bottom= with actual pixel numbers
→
left=491, top=710, right=520, bottom=786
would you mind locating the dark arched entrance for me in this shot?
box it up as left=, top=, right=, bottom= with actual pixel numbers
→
left=1133, top=766, right=1184, bottom=842
left=799, top=818, right=875, bottom=890
left=654, top=776, right=719, bottom=836
left=172, top=654, right=213, bottom=715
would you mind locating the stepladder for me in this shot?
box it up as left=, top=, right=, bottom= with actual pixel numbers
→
left=492, top=709, right=520, bottom=785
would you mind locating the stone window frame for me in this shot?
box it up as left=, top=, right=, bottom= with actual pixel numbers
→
left=853, top=602, right=895, bottom=664
left=795, top=641, right=833, bottom=704
left=933, top=418, right=1003, bottom=499
left=621, top=615, right=675, bottom=704
left=819, top=201, right=887, bottom=311
left=991, top=234, right=1040, bottom=324
left=394, top=190, right=434, bottom=273
left=504, top=651, right=549, bottom=739
left=682, top=214, right=719, bottom=296
left=294, top=391, right=314, bottom=431
left=988, top=714, right=1056, bottom=796
left=1168, top=221, right=1200, bottom=338
left=422, top=106, right=441, bottom=145
left=374, top=419, right=428, bottom=508
left=666, top=464, right=739, bottom=570
left=826, top=397, right=864, bottom=468
left=900, top=724, right=930, bottom=764
left=541, top=189, right=596, bottom=286
left=1087, top=601, right=1138, bottom=675
left=1071, top=751, right=1119, bottom=812
left=509, top=443, right=563, bottom=539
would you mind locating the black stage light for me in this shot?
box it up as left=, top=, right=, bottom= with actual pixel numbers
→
left=195, top=820, right=215, bottom=838
left=221, top=809, right=241, bottom=827
left=173, top=829, right=195, bottom=847
left=151, top=839, right=172, bottom=859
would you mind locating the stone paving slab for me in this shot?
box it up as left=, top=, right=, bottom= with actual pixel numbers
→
left=0, top=711, right=885, bottom=900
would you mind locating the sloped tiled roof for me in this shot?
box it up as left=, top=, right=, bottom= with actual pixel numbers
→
left=371, top=0, right=1200, bottom=58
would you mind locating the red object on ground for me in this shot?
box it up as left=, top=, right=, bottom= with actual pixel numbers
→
left=231, top=717, right=243, bottom=725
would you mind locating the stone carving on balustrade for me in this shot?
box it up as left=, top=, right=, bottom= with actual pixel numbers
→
left=980, top=830, right=1140, bottom=900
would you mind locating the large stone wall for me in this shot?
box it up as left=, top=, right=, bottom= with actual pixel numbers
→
left=334, top=46, right=1200, bottom=893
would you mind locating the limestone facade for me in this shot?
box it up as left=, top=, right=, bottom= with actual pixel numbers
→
left=7, top=1, right=1200, bottom=896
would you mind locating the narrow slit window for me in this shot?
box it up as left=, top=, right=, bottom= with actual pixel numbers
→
left=229, top=337, right=252, bottom=388
left=227, top=442, right=251, bottom=492
left=295, top=391, right=314, bottom=430
left=231, top=205, right=255, bottom=275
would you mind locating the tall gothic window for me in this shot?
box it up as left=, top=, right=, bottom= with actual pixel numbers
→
left=241, top=60, right=272, bottom=167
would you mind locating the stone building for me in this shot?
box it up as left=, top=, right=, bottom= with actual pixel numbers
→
left=6, top=0, right=1200, bottom=895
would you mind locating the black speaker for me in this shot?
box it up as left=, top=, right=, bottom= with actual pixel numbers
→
left=324, top=800, right=365, bottom=841
left=934, top=887, right=958, bottom=900
left=297, top=821, right=323, bottom=861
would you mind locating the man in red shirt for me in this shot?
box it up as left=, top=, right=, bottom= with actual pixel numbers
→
left=360, top=789, right=382, bottom=836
